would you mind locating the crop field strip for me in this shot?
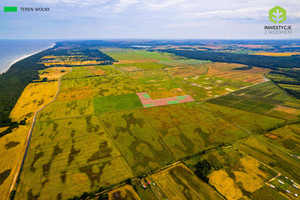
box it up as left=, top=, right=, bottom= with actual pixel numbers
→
left=206, top=81, right=299, bottom=119
left=150, top=163, right=225, bottom=200
left=235, top=136, right=300, bottom=184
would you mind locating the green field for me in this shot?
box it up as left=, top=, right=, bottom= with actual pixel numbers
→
left=204, top=103, right=286, bottom=133
left=94, top=93, right=143, bottom=114
left=250, top=186, right=289, bottom=200
left=62, top=66, right=94, bottom=79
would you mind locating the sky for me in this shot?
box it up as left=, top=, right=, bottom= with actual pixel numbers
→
left=0, top=0, right=299, bottom=39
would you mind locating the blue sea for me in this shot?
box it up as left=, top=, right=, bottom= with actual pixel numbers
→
left=0, top=40, right=55, bottom=74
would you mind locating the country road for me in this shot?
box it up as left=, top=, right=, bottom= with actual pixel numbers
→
left=9, top=68, right=72, bottom=199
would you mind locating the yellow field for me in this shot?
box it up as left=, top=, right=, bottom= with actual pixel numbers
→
left=44, top=60, right=103, bottom=66
left=56, top=86, right=94, bottom=101
left=251, top=52, right=300, bottom=56
left=41, top=56, right=58, bottom=59
left=0, top=127, right=8, bottom=132
left=9, top=81, right=59, bottom=123
left=209, top=156, right=272, bottom=200
left=39, top=67, right=71, bottom=81
left=209, top=169, right=242, bottom=200
left=0, top=125, right=30, bottom=200
left=109, top=185, right=141, bottom=200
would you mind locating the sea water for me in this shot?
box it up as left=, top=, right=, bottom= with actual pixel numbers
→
left=0, top=40, right=55, bottom=74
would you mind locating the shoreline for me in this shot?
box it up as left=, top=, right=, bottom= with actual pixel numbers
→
left=0, top=43, right=56, bottom=75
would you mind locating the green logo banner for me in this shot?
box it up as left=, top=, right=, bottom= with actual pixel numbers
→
left=269, top=6, right=286, bottom=24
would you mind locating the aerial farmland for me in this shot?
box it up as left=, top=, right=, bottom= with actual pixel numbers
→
left=0, top=41, right=299, bottom=200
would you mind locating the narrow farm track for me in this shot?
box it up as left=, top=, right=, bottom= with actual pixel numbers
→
left=9, top=68, right=72, bottom=199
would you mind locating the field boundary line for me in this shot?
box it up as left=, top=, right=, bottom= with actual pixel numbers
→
left=203, top=79, right=269, bottom=101
left=9, top=68, right=72, bottom=199
left=180, top=162, right=227, bottom=200
left=139, top=108, right=176, bottom=161
left=232, top=145, right=281, bottom=175
left=94, top=115, right=134, bottom=176
left=263, top=73, right=300, bottom=104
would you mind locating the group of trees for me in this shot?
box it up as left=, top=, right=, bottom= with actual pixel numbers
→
left=232, top=65, right=253, bottom=70
left=0, top=118, right=26, bottom=137
left=267, top=70, right=300, bottom=99
left=194, top=159, right=212, bottom=183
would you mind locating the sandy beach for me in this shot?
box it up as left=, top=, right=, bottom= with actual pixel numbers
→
left=0, top=43, right=56, bottom=75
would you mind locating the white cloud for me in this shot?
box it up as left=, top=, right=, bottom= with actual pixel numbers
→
left=112, top=0, right=139, bottom=13
left=144, top=0, right=186, bottom=11
left=183, top=7, right=269, bottom=20
left=31, top=0, right=109, bottom=6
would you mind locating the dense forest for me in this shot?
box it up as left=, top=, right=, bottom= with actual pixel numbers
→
left=266, top=69, right=300, bottom=99
left=161, top=49, right=300, bottom=69
left=0, top=49, right=51, bottom=127
left=0, top=43, right=115, bottom=129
